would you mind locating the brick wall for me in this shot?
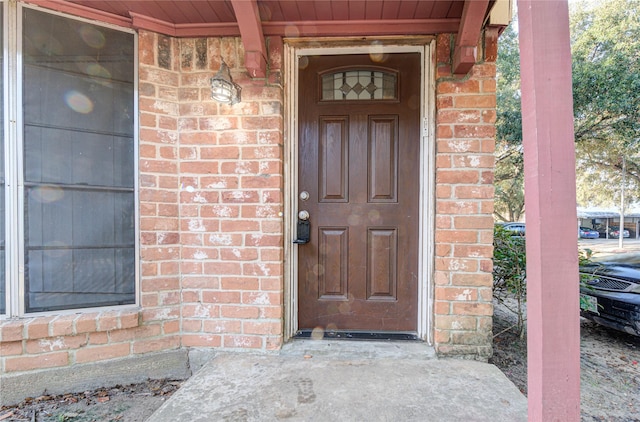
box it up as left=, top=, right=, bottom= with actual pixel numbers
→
left=0, top=29, right=498, bottom=377
left=0, top=31, right=285, bottom=377
left=432, top=32, right=497, bottom=358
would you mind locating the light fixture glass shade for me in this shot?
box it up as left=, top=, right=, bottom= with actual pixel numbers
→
left=210, top=61, right=241, bottom=105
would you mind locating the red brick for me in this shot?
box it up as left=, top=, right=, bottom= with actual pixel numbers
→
left=438, top=110, right=481, bottom=124
left=434, top=301, right=451, bottom=315
left=203, top=320, right=242, bottom=334
left=26, top=317, right=55, bottom=339
left=139, top=67, right=179, bottom=87
left=454, top=95, right=496, bottom=109
left=243, top=321, right=281, bottom=336
left=434, top=271, right=450, bottom=286
left=242, top=262, right=283, bottom=276
left=482, top=109, right=497, bottom=123
left=435, top=287, right=479, bottom=302
left=181, top=304, right=219, bottom=319
left=138, top=31, right=155, bottom=65
left=260, top=248, right=283, bottom=261
left=221, top=190, right=259, bottom=203
left=436, top=170, right=479, bottom=184
left=438, top=80, right=480, bottom=94
left=141, top=308, right=180, bottom=322
left=140, top=144, right=157, bottom=159
left=436, top=200, right=478, bottom=215
left=436, top=185, right=452, bottom=198
left=76, top=343, right=130, bottom=364
left=241, top=292, right=278, bottom=306
left=451, top=273, right=493, bottom=287
left=437, top=139, right=480, bottom=153
left=435, top=230, right=478, bottom=244
left=451, top=155, right=495, bottom=168
left=0, top=341, right=23, bottom=356
left=220, top=277, right=259, bottom=290
left=223, top=335, right=262, bottom=349
left=436, top=244, right=452, bottom=257
left=437, top=96, right=453, bottom=109
left=453, top=245, right=493, bottom=259
left=436, top=34, right=452, bottom=63
left=75, top=314, right=98, bottom=334
left=220, top=220, right=260, bottom=233
left=25, top=335, right=88, bottom=354
left=435, top=258, right=479, bottom=272
left=0, top=321, right=24, bottom=342
left=109, top=325, right=163, bottom=343
left=5, top=352, right=69, bottom=372
left=454, top=186, right=494, bottom=199
left=245, top=234, right=282, bottom=247
left=435, top=315, right=478, bottom=330
left=182, top=334, right=221, bottom=347
left=182, top=277, right=220, bottom=289
left=452, top=302, right=493, bottom=316
left=89, top=332, right=108, bottom=345
left=139, top=189, right=178, bottom=203
left=199, top=116, right=238, bottom=131
left=133, top=336, right=180, bottom=354
left=180, top=132, right=216, bottom=145
left=182, top=319, right=203, bottom=332
left=453, top=216, right=494, bottom=229
left=471, top=63, right=496, bottom=78
left=434, top=329, right=450, bottom=344
left=202, top=291, right=242, bottom=303
left=219, top=131, right=257, bottom=145
left=220, top=306, right=260, bottom=319
left=163, top=320, right=180, bottom=334
left=180, top=161, right=219, bottom=175
left=436, top=215, right=452, bottom=229
left=139, top=129, right=178, bottom=145
left=256, top=276, right=280, bottom=290
left=453, top=125, right=496, bottom=139
left=200, top=146, right=240, bottom=159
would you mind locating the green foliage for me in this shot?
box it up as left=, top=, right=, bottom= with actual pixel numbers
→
left=495, top=0, right=640, bottom=212
left=492, top=225, right=527, bottom=338
left=494, top=22, right=525, bottom=221
left=571, top=0, right=640, bottom=207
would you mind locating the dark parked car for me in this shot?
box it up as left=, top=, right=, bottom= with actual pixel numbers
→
left=579, top=226, right=599, bottom=239
left=580, top=253, right=640, bottom=336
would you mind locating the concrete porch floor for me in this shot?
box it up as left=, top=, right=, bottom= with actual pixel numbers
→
left=149, top=340, right=527, bottom=421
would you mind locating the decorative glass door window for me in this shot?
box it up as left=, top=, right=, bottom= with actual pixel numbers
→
left=321, top=70, right=397, bottom=101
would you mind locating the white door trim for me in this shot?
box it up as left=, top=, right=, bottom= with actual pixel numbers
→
left=283, top=39, right=436, bottom=343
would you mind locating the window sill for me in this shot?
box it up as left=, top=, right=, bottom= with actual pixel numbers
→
left=0, top=308, right=141, bottom=342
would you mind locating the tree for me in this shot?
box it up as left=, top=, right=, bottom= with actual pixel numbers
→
left=494, top=0, right=640, bottom=214
left=494, top=22, right=525, bottom=222
left=571, top=0, right=640, bottom=207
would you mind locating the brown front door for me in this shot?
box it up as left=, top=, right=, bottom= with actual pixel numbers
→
left=297, top=53, right=420, bottom=332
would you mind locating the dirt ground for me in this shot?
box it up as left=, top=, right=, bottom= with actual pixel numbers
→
left=491, top=239, right=640, bottom=421
left=2, top=239, right=639, bottom=421
left=0, top=379, right=183, bottom=422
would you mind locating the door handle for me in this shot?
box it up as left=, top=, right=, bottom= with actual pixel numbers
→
left=293, top=211, right=310, bottom=244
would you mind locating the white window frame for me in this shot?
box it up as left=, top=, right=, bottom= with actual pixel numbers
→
left=1, top=1, right=140, bottom=318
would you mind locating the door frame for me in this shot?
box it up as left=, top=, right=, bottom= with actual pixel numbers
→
left=283, top=37, right=436, bottom=343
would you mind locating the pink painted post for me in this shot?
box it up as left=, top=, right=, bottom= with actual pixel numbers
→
left=517, top=0, right=581, bottom=420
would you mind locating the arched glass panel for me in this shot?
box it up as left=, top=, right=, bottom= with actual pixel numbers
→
left=321, top=70, right=397, bottom=101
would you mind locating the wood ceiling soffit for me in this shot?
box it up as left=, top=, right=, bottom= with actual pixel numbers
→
left=453, top=0, right=490, bottom=76
left=231, top=0, right=268, bottom=78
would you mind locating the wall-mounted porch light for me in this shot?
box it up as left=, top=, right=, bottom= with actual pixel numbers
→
left=210, top=61, right=242, bottom=105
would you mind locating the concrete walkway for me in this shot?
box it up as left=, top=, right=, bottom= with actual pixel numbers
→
left=149, top=341, right=527, bottom=421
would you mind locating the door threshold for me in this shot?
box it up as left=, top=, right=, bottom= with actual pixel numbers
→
left=294, top=330, right=419, bottom=341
